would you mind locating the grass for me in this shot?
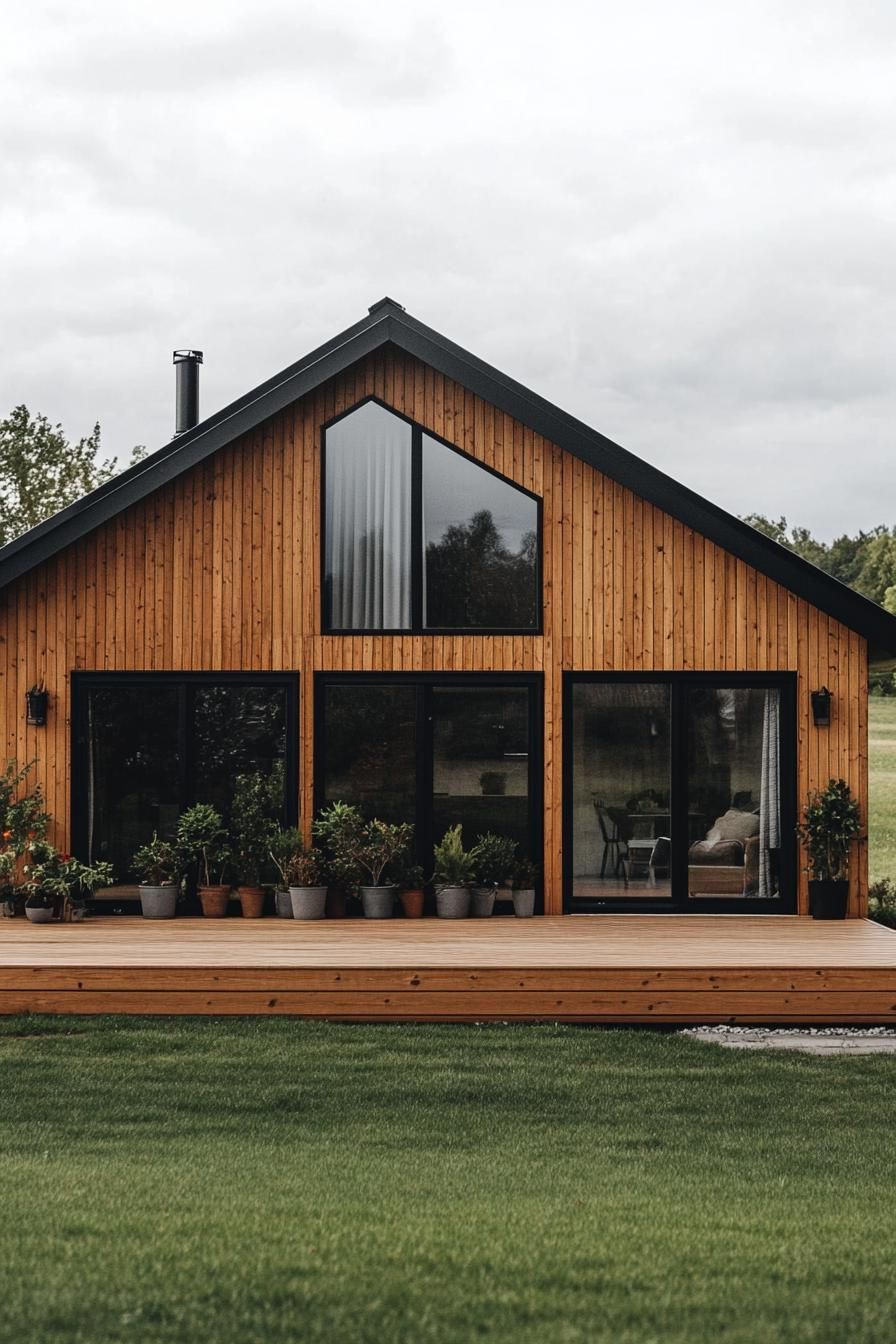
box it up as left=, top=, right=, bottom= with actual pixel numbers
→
left=2, top=1018, right=896, bottom=1344
left=869, top=697, right=896, bottom=884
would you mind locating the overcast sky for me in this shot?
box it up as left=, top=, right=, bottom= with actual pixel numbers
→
left=2, top=1, right=894, bottom=539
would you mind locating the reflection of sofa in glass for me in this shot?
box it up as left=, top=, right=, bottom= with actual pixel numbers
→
left=688, top=809, right=760, bottom=896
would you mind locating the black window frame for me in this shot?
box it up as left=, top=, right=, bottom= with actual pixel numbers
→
left=71, top=671, right=300, bottom=874
left=562, top=671, right=798, bottom=914
left=315, top=671, right=544, bottom=912
left=321, top=396, right=543, bottom=635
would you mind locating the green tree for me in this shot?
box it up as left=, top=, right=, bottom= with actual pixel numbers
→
left=0, top=405, right=144, bottom=547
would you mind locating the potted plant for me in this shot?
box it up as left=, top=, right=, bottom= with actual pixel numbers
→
left=395, top=860, right=426, bottom=918
left=176, top=804, right=231, bottom=917
left=131, top=832, right=181, bottom=919
left=284, top=844, right=330, bottom=920
left=470, top=833, right=517, bottom=917
left=510, top=857, right=539, bottom=918
left=313, top=803, right=413, bottom=919
left=479, top=770, right=507, bottom=797
left=0, top=759, right=50, bottom=917
left=432, top=825, right=475, bottom=918
left=797, top=777, right=862, bottom=919
left=24, top=842, right=114, bottom=922
left=269, top=826, right=305, bottom=917
left=231, top=770, right=282, bottom=918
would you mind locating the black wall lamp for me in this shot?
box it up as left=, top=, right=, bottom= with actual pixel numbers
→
left=810, top=686, right=832, bottom=728
left=25, top=681, right=49, bottom=727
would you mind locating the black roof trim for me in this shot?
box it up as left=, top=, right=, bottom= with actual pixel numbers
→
left=3, top=297, right=896, bottom=658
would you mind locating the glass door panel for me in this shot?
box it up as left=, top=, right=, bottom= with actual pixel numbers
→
left=431, top=687, right=532, bottom=856
left=685, top=687, right=781, bottom=902
left=320, top=683, right=418, bottom=825
left=570, top=682, right=673, bottom=905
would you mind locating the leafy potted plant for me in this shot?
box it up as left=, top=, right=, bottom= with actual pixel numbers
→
left=432, top=825, right=475, bottom=918
left=394, top=859, right=426, bottom=918
left=313, top=803, right=413, bottom=919
left=176, top=804, right=231, bottom=917
left=479, top=770, right=507, bottom=796
left=312, top=801, right=361, bottom=918
left=0, top=759, right=50, bottom=917
left=285, top=844, right=330, bottom=920
left=797, top=777, right=862, bottom=919
left=231, top=770, right=282, bottom=918
left=24, top=842, right=114, bottom=922
left=269, top=826, right=305, bottom=917
left=131, top=832, right=181, bottom=919
left=510, top=857, right=539, bottom=918
left=470, top=833, right=517, bottom=917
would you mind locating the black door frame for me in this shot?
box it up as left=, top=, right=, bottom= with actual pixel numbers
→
left=314, top=671, right=544, bottom=912
left=562, top=671, right=798, bottom=914
left=70, top=670, right=300, bottom=867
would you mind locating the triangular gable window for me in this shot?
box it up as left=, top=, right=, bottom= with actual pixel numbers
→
left=324, top=400, right=540, bottom=632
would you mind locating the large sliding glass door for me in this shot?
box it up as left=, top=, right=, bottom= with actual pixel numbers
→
left=565, top=673, right=795, bottom=912
left=317, top=675, right=542, bottom=904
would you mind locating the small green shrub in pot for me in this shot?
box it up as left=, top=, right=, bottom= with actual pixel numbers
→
left=269, top=826, right=305, bottom=917
left=432, top=825, right=475, bottom=919
left=231, top=768, right=283, bottom=917
left=470, top=833, right=518, bottom=917
left=0, top=758, right=51, bottom=917
left=313, top=803, right=412, bottom=919
left=284, top=843, right=330, bottom=921
left=24, top=840, right=114, bottom=922
left=394, top=858, right=426, bottom=918
left=131, top=832, right=181, bottom=920
left=510, top=857, right=539, bottom=918
left=796, top=778, right=862, bottom=919
left=176, top=804, right=232, bottom=917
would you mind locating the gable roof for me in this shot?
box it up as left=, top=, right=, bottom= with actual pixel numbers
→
left=3, top=296, right=896, bottom=658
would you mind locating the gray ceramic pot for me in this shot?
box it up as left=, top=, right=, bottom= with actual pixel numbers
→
left=471, top=886, right=496, bottom=917
left=436, top=885, right=471, bottom=919
left=512, top=888, right=536, bottom=917
left=360, top=886, right=396, bottom=919
left=289, top=886, right=327, bottom=920
left=274, top=889, right=293, bottom=918
left=139, top=884, right=178, bottom=919
left=25, top=905, right=54, bottom=924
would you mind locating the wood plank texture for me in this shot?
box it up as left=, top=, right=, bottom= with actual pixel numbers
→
left=1, top=917, right=894, bottom=1021
left=0, top=351, right=869, bottom=916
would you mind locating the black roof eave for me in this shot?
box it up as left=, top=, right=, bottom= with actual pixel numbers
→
left=3, top=297, right=896, bottom=659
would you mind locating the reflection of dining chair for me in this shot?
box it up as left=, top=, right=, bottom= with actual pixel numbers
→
left=646, top=836, right=671, bottom=887
left=592, top=797, right=627, bottom=878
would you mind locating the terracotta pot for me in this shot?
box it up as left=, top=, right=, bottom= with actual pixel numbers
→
left=238, top=886, right=265, bottom=919
left=326, top=889, right=347, bottom=919
left=199, top=884, right=231, bottom=918
left=400, top=888, right=425, bottom=918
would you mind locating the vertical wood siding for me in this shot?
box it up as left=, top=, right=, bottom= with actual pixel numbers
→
left=0, top=351, right=869, bottom=915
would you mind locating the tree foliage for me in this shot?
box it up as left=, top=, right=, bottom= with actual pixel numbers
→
left=742, top=513, right=896, bottom=606
left=0, top=405, right=144, bottom=547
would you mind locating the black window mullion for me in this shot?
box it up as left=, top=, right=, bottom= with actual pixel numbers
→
left=670, top=680, right=689, bottom=910
left=418, top=683, right=434, bottom=881
left=178, top=683, right=192, bottom=814
left=411, top=427, right=424, bottom=631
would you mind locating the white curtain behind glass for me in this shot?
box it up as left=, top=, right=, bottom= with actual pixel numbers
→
left=759, top=689, right=781, bottom=898
left=325, top=403, right=412, bottom=629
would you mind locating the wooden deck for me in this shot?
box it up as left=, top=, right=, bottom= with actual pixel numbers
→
left=3, top=915, right=896, bottom=1022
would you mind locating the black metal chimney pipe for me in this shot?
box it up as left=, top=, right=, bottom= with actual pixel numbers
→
left=173, top=349, right=203, bottom=435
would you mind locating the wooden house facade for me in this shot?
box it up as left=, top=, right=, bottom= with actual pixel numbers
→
left=2, top=297, right=896, bottom=923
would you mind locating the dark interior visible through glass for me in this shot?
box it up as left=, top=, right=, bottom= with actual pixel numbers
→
left=318, top=677, right=539, bottom=881
left=76, top=677, right=293, bottom=883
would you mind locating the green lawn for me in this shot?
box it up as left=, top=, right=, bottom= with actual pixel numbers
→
left=869, top=697, right=896, bottom=884
left=2, top=1018, right=896, bottom=1344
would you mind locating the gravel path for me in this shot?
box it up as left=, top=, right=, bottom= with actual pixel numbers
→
left=681, top=1025, right=896, bottom=1054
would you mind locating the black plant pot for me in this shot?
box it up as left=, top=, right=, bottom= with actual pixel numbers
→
left=809, top=879, right=849, bottom=920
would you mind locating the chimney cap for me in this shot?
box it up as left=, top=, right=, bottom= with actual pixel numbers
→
left=173, top=349, right=203, bottom=364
